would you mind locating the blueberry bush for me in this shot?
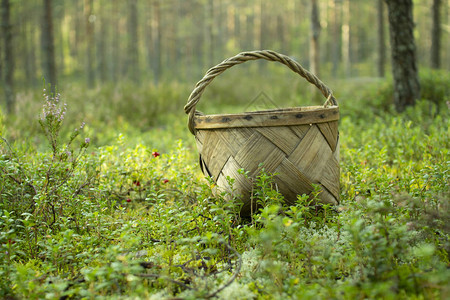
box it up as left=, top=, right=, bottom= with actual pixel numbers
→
left=0, top=74, right=449, bottom=299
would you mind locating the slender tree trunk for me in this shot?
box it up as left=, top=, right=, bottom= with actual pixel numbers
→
left=194, top=13, right=204, bottom=78
left=258, top=0, right=266, bottom=71
left=259, top=0, right=266, bottom=50
left=377, top=0, right=386, bottom=77
left=41, top=0, right=57, bottom=92
left=352, top=2, right=362, bottom=76
left=204, top=0, right=214, bottom=69
left=84, top=0, right=95, bottom=88
left=341, top=0, right=350, bottom=77
left=22, top=12, right=31, bottom=86
left=217, top=0, right=226, bottom=52
left=208, top=0, right=214, bottom=63
left=245, top=13, right=254, bottom=51
left=27, top=17, right=37, bottom=87
left=384, top=0, right=420, bottom=112
left=277, top=15, right=286, bottom=53
left=331, top=0, right=342, bottom=77
left=310, top=0, right=321, bottom=77
left=69, top=0, right=81, bottom=58
left=179, top=13, right=188, bottom=79
left=227, top=5, right=236, bottom=52
left=235, top=10, right=242, bottom=51
left=1, top=0, right=14, bottom=113
left=431, top=0, right=441, bottom=69
left=127, top=0, right=139, bottom=82
left=145, top=1, right=154, bottom=80
left=173, top=3, right=181, bottom=81
left=320, top=0, right=330, bottom=64
left=152, top=0, right=161, bottom=85
left=111, top=0, right=119, bottom=82
left=97, top=13, right=107, bottom=83
left=57, top=5, right=64, bottom=77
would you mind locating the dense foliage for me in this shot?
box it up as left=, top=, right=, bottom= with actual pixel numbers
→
left=0, top=72, right=449, bottom=299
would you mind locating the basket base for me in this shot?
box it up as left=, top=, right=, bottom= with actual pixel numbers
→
left=214, top=181, right=338, bottom=216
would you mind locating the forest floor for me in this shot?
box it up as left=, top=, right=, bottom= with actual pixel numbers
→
left=0, top=71, right=449, bottom=299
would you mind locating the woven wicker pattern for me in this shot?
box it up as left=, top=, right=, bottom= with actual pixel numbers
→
left=185, top=50, right=340, bottom=215
left=196, top=122, right=339, bottom=214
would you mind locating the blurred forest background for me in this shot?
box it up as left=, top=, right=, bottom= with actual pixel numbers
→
left=0, top=0, right=449, bottom=125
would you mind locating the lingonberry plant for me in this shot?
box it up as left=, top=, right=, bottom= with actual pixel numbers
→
left=0, top=89, right=99, bottom=271
left=0, top=75, right=448, bottom=299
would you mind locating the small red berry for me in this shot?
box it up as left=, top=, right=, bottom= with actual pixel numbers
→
left=152, top=151, right=160, bottom=158
left=133, top=180, right=141, bottom=186
left=126, top=198, right=132, bottom=203
left=162, top=179, right=169, bottom=184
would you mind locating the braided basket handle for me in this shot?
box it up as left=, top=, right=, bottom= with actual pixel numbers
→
left=184, top=50, right=338, bottom=134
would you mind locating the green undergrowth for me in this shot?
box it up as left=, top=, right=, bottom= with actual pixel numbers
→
left=0, top=74, right=449, bottom=299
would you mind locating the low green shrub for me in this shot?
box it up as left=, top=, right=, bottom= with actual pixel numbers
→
left=0, top=77, right=448, bottom=299
left=340, top=69, right=450, bottom=121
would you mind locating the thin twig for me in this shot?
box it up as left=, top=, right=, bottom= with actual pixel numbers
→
left=133, top=273, right=192, bottom=290
left=72, top=180, right=93, bottom=197
left=205, top=241, right=242, bottom=299
left=0, top=137, right=38, bottom=196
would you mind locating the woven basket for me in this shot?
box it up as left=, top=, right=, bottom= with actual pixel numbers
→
left=184, top=50, right=340, bottom=215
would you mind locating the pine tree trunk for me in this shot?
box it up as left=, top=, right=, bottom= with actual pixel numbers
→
left=377, top=0, right=386, bottom=77
left=57, top=5, right=64, bottom=77
left=193, top=8, right=203, bottom=78
left=27, top=18, right=37, bottom=87
left=204, top=0, right=214, bottom=69
left=385, top=0, right=420, bottom=112
left=342, top=0, right=351, bottom=77
left=227, top=6, right=236, bottom=51
left=245, top=14, right=254, bottom=51
left=97, top=12, right=107, bottom=83
left=84, top=0, right=95, bottom=88
left=235, top=11, right=242, bottom=51
left=430, top=0, right=441, bottom=69
left=152, top=0, right=161, bottom=85
left=310, top=0, right=320, bottom=77
left=173, top=3, right=181, bottom=81
left=1, top=0, right=14, bottom=113
left=127, top=0, right=139, bottom=83
left=69, top=0, right=81, bottom=59
left=41, top=0, right=57, bottom=92
left=19, top=5, right=30, bottom=85
left=277, top=15, right=286, bottom=53
left=331, top=0, right=341, bottom=77
left=145, top=1, right=153, bottom=76
left=259, top=0, right=266, bottom=49
left=111, top=0, right=120, bottom=81
left=258, top=0, right=266, bottom=71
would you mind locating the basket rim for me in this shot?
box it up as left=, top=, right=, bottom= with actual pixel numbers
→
left=194, top=105, right=339, bottom=130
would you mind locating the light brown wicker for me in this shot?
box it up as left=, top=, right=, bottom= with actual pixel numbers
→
left=184, top=50, right=340, bottom=215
